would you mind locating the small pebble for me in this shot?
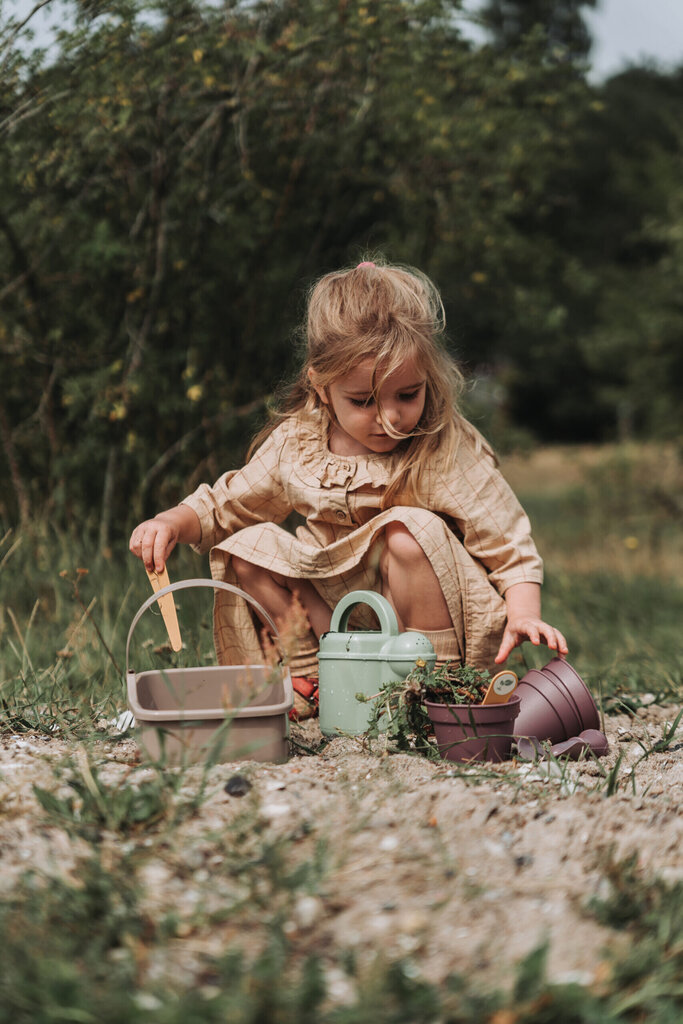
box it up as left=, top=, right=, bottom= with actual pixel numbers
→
left=224, top=774, right=252, bottom=797
left=293, top=895, right=323, bottom=929
left=379, top=834, right=400, bottom=852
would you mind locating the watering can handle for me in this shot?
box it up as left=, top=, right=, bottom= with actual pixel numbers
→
left=125, top=578, right=280, bottom=676
left=329, top=589, right=399, bottom=635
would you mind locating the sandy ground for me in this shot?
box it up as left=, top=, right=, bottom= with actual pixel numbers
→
left=0, top=701, right=681, bottom=996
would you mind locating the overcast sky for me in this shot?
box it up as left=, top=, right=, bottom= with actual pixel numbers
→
left=584, top=0, right=683, bottom=78
left=8, top=0, right=683, bottom=81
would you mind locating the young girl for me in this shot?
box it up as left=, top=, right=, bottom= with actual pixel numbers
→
left=130, top=260, right=567, bottom=717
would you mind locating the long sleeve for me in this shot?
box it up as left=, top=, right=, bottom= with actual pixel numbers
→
left=180, top=423, right=295, bottom=555
left=431, top=442, right=544, bottom=595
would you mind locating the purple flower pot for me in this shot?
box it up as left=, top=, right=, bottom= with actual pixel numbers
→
left=513, top=658, right=600, bottom=745
left=425, top=694, right=521, bottom=763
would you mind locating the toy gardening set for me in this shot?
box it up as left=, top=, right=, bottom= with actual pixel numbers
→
left=126, top=576, right=608, bottom=766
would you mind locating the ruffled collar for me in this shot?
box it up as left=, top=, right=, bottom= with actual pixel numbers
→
left=293, top=410, right=396, bottom=489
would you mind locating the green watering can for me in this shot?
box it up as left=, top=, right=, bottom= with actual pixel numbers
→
left=317, top=590, right=436, bottom=737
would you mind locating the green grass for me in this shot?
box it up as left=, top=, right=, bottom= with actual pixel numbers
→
left=0, top=529, right=218, bottom=738
left=504, top=442, right=683, bottom=703
left=2, top=443, right=680, bottom=733
left=1, top=788, right=681, bottom=1022
left=0, top=443, right=682, bottom=1020
left=539, top=571, right=682, bottom=700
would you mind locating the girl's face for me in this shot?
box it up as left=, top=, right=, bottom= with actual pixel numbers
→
left=310, top=356, right=427, bottom=456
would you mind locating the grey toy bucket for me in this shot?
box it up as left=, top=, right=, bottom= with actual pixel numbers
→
left=126, top=578, right=293, bottom=764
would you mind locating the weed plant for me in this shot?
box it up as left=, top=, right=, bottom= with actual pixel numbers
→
left=587, top=853, right=683, bottom=1021
left=360, top=662, right=493, bottom=757
left=31, top=749, right=212, bottom=841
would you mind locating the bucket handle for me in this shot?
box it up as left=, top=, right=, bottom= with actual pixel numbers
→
left=329, top=589, right=399, bottom=636
left=126, top=578, right=280, bottom=676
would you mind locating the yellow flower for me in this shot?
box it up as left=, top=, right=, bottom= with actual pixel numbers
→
left=624, top=536, right=639, bottom=550
left=109, top=402, right=127, bottom=421
left=186, top=385, right=203, bottom=402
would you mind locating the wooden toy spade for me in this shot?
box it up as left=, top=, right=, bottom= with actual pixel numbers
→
left=145, top=565, right=182, bottom=652
left=481, top=670, right=519, bottom=705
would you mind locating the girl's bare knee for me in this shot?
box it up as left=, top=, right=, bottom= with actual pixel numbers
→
left=383, top=523, right=427, bottom=566
left=232, top=556, right=255, bottom=584
left=233, top=557, right=286, bottom=592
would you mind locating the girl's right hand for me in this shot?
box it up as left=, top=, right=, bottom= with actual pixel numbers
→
left=129, top=516, right=180, bottom=573
left=129, top=506, right=201, bottom=573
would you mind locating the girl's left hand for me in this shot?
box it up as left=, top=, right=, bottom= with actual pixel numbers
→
left=494, top=616, right=568, bottom=665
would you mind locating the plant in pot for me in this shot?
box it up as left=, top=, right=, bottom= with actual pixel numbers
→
left=360, top=660, right=521, bottom=763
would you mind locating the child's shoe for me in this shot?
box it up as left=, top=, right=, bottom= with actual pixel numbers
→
left=289, top=676, right=319, bottom=720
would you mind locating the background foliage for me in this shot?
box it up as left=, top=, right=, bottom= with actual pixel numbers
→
left=1, top=0, right=682, bottom=544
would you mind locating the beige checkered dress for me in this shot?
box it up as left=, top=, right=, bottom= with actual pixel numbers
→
left=181, top=410, right=543, bottom=670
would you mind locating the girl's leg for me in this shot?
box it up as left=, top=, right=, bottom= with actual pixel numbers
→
left=232, top=557, right=327, bottom=717
left=231, top=556, right=332, bottom=638
left=379, top=522, right=451, bottom=632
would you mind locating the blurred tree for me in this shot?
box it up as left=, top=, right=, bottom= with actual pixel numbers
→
left=571, top=68, right=683, bottom=441
left=479, top=0, right=597, bottom=60
left=463, top=13, right=683, bottom=443
left=1, top=0, right=597, bottom=539
left=3, top=0, right=678, bottom=542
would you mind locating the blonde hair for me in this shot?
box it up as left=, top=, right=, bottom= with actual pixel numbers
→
left=250, top=259, right=488, bottom=507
